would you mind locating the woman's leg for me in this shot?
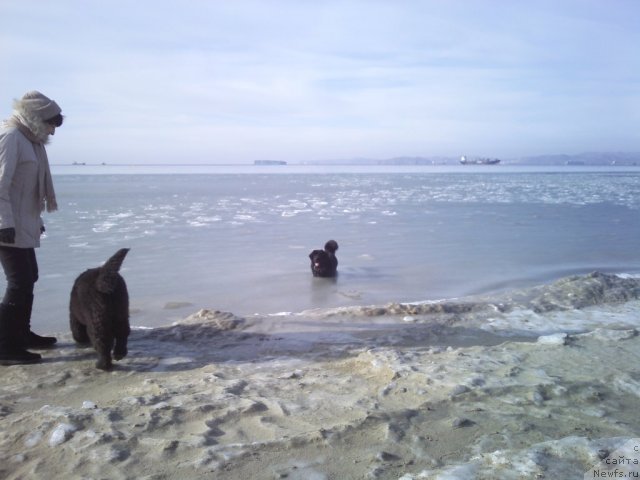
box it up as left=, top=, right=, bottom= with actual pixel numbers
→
left=0, top=246, right=37, bottom=306
left=21, top=249, right=56, bottom=347
left=0, top=247, right=41, bottom=364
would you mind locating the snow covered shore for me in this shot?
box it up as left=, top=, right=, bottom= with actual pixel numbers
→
left=2, top=273, right=640, bottom=479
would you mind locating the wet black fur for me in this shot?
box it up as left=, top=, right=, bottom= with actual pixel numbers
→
left=69, top=249, right=130, bottom=370
left=309, top=240, right=339, bottom=277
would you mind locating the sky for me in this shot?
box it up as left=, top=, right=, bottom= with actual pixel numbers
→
left=1, top=0, right=638, bottom=164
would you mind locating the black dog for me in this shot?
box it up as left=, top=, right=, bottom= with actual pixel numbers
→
left=309, top=240, right=339, bottom=277
left=69, top=248, right=130, bottom=370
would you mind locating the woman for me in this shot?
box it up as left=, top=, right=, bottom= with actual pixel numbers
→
left=0, top=91, right=62, bottom=365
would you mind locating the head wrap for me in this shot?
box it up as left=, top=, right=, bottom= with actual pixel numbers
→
left=15, top=91, right=61, bottom=121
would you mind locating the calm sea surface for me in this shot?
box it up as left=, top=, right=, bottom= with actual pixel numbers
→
left=21, top=165, right=640, bottom=332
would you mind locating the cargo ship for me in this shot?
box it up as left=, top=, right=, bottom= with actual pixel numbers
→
left=460, top=155, right=500, bottom=165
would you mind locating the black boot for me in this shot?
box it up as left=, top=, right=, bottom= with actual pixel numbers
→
left=27, top=331, right=57, bottom=348
left=0, top=303, right=41, bottom=365
left=0, top=348, right=41, bottom=365
left=24, top=294, right=56, bottom=349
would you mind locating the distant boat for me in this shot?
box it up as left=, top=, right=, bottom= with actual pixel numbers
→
left=254, top=160, right=287, bottom=165
left=460, top=155, right=500, bottom=165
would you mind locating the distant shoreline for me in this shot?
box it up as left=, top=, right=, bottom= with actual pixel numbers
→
left=52, top=161, right=640, bottom=167
left=53, top=151, right=640, bottom=168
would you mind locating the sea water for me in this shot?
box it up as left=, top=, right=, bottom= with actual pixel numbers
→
left=21, top=165, right=640, bottom=333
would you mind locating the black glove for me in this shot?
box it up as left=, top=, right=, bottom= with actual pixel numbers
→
left=41, top=225, right=46, bottom=234
left=0, top=227, right=15, bottom=244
